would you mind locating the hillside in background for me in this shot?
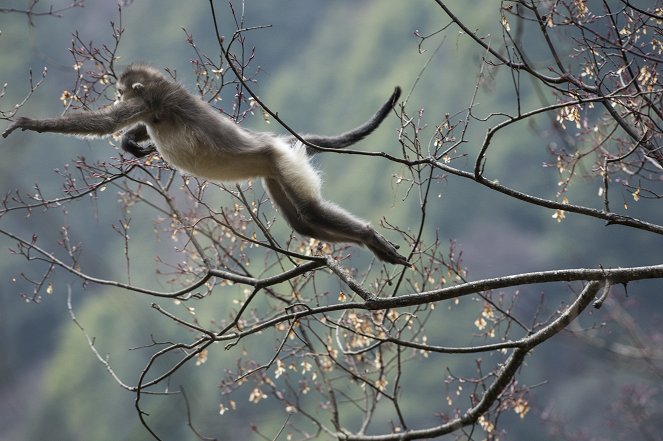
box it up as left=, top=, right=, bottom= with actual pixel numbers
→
left=1, top=1, right=661, bottom=440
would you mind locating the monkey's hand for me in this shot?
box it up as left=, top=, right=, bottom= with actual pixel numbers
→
left=121, top=137, right=157, bottom=158
left=2, top=117, right=36, bottom=138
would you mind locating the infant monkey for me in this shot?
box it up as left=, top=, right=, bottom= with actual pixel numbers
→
left=2, top=64, right=409, bottom=265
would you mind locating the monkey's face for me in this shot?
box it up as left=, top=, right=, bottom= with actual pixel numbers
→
left=115, top=77, right=144, bottom=103
left=116, top=64, right=166, bottom=104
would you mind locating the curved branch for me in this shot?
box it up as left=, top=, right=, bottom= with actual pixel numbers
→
left=432, top=0, right=595, bottom=91
left=338, top=281, right=602, bottom=440
left=434, top=161, right=663, bottom=235
left=372, top=264, right=662, bottom=310
left=0, top=227, right=325, bottom=298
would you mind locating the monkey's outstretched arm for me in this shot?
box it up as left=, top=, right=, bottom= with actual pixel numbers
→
left=298, top=86, right=401, bottom=155
left=120, top=124, right=156, bottom=158
left=2, top=99, right=148, bottom=139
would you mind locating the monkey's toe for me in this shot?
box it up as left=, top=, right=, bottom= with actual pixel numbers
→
left=377, top=248, right=411, bottom=267
left=367, top=232, right=410, bottom=266
left=385, top=250, right=411, bottom=267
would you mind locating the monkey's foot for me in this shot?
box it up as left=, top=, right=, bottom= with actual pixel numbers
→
left=121, top=139, right=157, bottom=158
left=366, top=231, right=410, bottom=266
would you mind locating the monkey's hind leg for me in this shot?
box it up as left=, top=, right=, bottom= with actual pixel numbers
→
left=264, top=177, right=409, bottom=266
left=304, top=199, right=409, bottom=266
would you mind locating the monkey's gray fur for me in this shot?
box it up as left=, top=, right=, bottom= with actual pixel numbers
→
left=3, top=64, right=409, bottom=265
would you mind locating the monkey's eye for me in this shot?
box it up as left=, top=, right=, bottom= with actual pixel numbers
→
left=114, top=89, right=125, bottom=104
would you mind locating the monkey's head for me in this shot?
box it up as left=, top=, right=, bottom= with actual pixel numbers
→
left=116, top=64, right=166, bottom=102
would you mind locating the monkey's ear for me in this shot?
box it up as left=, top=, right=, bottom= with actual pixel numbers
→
left=132, top=82, right=144, bottom=91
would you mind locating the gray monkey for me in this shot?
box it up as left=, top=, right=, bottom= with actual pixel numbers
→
left=3, top=64, right=409, bottom=265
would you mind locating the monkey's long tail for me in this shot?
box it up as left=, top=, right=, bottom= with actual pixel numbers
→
left=293, top=86, right=401, bottom=156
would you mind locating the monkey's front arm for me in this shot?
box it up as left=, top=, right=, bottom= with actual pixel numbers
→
left=2, top=99, right=148, bottom=139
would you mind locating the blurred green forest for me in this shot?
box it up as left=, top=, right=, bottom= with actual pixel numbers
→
left=0, top=1, right=661, bottom=440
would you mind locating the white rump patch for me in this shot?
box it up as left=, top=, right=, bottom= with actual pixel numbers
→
left=274, top=139, right=322, bottom=202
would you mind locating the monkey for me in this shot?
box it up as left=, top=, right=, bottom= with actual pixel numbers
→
left=2, top=63, right=409, bottom=266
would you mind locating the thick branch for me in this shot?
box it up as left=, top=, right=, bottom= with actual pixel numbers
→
left=338, top=281, right=602, bottom=440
